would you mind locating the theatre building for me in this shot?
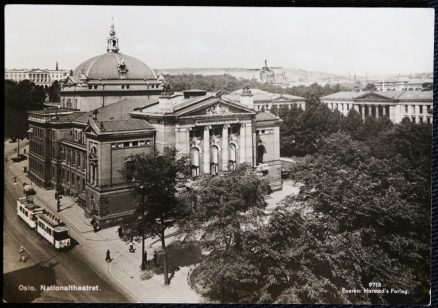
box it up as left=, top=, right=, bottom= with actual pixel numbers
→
left=27, top=24, right=283, bottom=228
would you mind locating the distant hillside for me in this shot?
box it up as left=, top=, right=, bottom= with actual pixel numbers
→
left=156, top=67, right=341, bottom=83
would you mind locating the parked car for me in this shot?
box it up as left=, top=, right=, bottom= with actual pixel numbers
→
left=12, top=154, right=27, bottom=162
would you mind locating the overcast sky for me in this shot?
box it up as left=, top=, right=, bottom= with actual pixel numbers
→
left=4, top=5, right=435, bottom=76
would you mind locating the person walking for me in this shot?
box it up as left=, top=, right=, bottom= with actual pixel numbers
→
left=153, top=251, right=158, bottom=265
left=19, top=246, right=26, bottom=263
left=105, top=249, right=112, bottom=263
left=129, top=242, right=135, bottom=253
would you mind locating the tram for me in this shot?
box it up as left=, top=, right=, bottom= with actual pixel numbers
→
left=17, top=197, right=44, bottom=229
left=35, top=209, right=71, bottom=249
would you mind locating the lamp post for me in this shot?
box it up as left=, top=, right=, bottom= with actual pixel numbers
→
left=56, top=147, right=64, bottom=212
left=140, top=184, right=146, bottom=270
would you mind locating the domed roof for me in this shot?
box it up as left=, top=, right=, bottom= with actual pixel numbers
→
left=73, top=53, right=157, bottom=80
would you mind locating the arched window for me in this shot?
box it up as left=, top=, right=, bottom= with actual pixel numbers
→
left=190, top=148, right=200, bottom=177
left=210, top=146, right=219, bottom=175
left=229, top=144, right=236, bottom=171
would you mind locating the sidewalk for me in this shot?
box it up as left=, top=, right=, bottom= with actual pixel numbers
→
left=5, top=143, right=203, bottom=303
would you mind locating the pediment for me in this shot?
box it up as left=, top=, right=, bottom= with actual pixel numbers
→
left=83, top=122, right=99, bottom=135
left=354, top=92, right=392, bottom=101
left=63, top=76, right=77, bottom=86
left=175, top=97, right=255, bottom=117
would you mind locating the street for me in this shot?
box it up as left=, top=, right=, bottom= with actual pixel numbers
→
left=3, top=147, right=129, bottom=303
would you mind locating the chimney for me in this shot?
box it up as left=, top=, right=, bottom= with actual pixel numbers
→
left=240, top=86, right=254, bottom=109
left=159, top=94, right=174, bottom=113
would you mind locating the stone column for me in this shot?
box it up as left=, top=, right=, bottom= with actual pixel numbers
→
left=382, top=105, right=386, bottom=117
left=389, top=105, right=396, bottom=123
left=239, top=123, right=246, bottom=163
left=361, top=105, right=366, bottom=121
left=203, top=126, right=210, bottom=174
left=245, top=123, right=253, bottom=164
left=375, top=105, right=379, bottom=119
left=222, top=125, right=229, bottom=171
left=354, top=104, right=359, bottom=113
left=415, top=105, right=420, bottom=123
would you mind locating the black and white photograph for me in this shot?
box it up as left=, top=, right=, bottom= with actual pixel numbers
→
left=3, top=4, right=433, bottom=304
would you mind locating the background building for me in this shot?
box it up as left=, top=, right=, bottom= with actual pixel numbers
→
left=321, top=90, right=433, bottom=124
left=223, top=88, right=306, bottom=111
left=5, top=62, right=69, bottom=86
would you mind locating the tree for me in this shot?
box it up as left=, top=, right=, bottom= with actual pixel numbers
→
left=30, top=85, right=47, bottom=109
left=364, top=83, right=377, bottom=91
left=180, top=164, right=270, bottom=301
left=120, top=147, right=190, bottom=285
left=48, top=80, right=61, bottom=102
left=5, top=80, right=45, bottom=139
left=283, top=132, right=430, bottom=304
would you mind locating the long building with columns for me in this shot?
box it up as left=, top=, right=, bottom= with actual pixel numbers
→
left=27, top=24, right=283, bottom=229
left=321, top=90, right=433, bottom=124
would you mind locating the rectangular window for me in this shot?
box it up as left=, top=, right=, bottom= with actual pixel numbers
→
left=411, top=117, right=416, bottom=123
left=419, top=105, right=423, bottom=114
left=427, top=118, right=431, bottom=124
left=123, top=142, right=130, bottom=147
left=405, top=105, right=408, bottom=113
left=132, top=141, right=138, bottom=147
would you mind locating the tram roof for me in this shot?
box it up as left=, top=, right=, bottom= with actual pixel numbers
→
left=18, top=197, right=43, bottom=211
left=36, top=210, right=67, bottom=230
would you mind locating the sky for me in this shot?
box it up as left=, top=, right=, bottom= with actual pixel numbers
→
left=4, top=5, right=435, bottom=76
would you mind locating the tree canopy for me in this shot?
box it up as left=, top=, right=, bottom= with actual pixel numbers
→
left=120, top=147, right=190, bottom=285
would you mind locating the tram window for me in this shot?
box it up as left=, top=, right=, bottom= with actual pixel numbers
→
left=54, top=230, right=69, bottom=240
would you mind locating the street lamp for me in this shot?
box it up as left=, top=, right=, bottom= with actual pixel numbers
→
left=139, top=184, right=147, bottom=270
left=56, top=147, right=64, bottom=212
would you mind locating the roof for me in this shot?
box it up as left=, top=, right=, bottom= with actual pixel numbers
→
left=51, top=112, right=86, bottom=123
left=398, top=90, right=433, bottom=100
left=70, top=96, right=159, bottom=124
left=320, top=92, right=361, bottom=100
left=28, top=108, right=74, bottom=115
left=98, top=119, right=155, bottom=132
left=255, top=111, right=279, bottom=121
left=223, top=88, right=305, bottom=102
left=73, top=52, right=157, bottom=80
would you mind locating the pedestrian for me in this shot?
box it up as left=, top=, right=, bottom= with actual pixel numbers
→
left=105, top=249, right=111, bottom=263
left=19, top=246, right=26, bottom=263
left=129, top=242, right=135, bottom=253
left=153, top=251, right=158, bottom=265
left=117, top=226, right=123, bottom=237
left=144, top=250, right=148, bottom=261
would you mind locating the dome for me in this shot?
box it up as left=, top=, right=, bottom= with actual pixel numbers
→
left=73, top=53, right=157, bottom=80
